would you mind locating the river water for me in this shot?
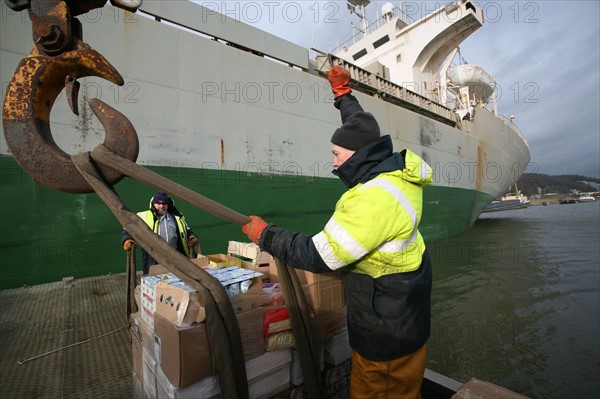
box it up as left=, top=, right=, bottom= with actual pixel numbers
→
left=425, top=201, right=600, bottom=399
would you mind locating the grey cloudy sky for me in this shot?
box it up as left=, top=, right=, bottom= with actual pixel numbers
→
left=206, top=0, right=599, bottom=178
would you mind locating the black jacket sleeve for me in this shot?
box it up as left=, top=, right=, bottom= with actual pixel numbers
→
left=121, top=228, right=133, bottom=244
left=259, top=225, right=332, bottom=273
left=334, top=93, right=364, bottom=123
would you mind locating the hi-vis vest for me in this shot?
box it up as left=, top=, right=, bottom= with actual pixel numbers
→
left=137, top=210, right=191, bottom=258
left=312, top=150, right=432, bottom=277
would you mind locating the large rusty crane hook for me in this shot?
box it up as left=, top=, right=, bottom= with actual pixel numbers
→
left=2, top=38, right=139, bottom=193
left=2, top=0, right=140, bottom=193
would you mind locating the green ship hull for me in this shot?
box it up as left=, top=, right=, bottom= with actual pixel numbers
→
left=1, top=156, right=492, bottom=290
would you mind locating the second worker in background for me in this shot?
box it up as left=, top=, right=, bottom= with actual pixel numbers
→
left=122, top=191, right=199, bottom=275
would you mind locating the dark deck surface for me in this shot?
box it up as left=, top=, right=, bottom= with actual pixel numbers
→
left=0, top=274, right=132, bottom=398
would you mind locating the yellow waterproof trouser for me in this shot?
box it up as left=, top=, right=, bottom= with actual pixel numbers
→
left=350, top=345, right=426, bottom=399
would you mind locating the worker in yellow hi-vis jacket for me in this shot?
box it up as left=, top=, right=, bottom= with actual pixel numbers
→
left=122, top=191, right=199, bottom=274
left=242, top=66, right=433, bottom=399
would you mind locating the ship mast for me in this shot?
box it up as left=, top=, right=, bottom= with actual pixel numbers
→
left=347, top=0, right=370, bottom=41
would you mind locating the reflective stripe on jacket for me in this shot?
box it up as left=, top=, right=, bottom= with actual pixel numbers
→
left=312, top=149, right=432, bottom=277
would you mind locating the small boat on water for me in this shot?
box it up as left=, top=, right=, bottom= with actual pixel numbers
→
left=577, top=195, right=596, bottom=203
left=559, top=199, right=577, bottom=204
left=482, top=192, right=529, bottom=213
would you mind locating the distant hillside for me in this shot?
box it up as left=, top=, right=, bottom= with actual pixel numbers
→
left=516, top=174, right=600, bottom=197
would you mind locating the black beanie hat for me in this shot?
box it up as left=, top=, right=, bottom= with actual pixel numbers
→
left=330, top=112, right=381, bottom=150
left=152, top=191, right=169, bottom=204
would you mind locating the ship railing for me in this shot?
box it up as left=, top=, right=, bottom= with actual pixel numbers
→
left=331, top=6, right=414, bottom=54
left=316, top=54, right=457, bottom=127
left=498, top=114, right=529, bottom=147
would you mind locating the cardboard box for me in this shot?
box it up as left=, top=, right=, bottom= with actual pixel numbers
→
left=141, top=306, right=154, bottom=329
left=130, top=311, right=157, bottom=365
left=154, top=306, right=265, bottom=388
left=234, top=283, right=263, bottom=313
left=227, top=241, right=272, bottom=279
left=151, top=271, right=263, bottom=325
left=141, top=273, right=183, bottom=328
left=314, top=307, right=348, bottom=341
left=130, top=313, right=144, bottom=381
left=155, top=349, right=291, bottom=399
left=156, top=281, right=206, bottom=327
left=236, top=307, right=265, bottom=360
left=207, top=253, right=242, bottom=268
left=132, top=369, right=144, bottom=399
left=228, top=241, right=270, bottom=264
left=269, top=261, right=345, bottom=313
left=246, top=349, right=291, bottom=399
left=142, top=347, right=158, bottom=398
left=140, top=313, right=157, bottom=358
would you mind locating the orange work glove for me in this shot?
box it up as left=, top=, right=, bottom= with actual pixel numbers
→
left=328, top=65, right=352, bottom=99
left=242, top=216, right=268, bottom=245
left=123, top=239, right=136, bottom=251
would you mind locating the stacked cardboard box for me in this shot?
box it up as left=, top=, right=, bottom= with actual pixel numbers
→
left=131, top=244, right=354, bottom=398
left=154, top=308, right=264, bottom=388
left=268, top=259, right=347, bottom=340
left=156, top=347, right=292, bottom=398
left=141, top=274, right=182, bottom=328
left=268, top=260, right=346, bottom=313
left=228, top=240, right=271, bottom=279
left=131, top=254, right=279, bottom=398
left=265, top=253, right=352, bottom=397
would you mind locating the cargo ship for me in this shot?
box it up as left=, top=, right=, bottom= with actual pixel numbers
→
left=0, top=0, right=530, bottom=289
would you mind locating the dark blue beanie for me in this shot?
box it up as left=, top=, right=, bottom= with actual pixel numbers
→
left=331, top=112, right=380, bottom=150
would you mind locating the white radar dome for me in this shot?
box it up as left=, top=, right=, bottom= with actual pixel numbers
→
left=381, top=3, right=394, bottom=17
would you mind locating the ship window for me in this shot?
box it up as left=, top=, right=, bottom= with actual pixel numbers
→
left=396, top=53, right=401, bottom=63
left=353, top=48, right=367, bottom=61
left=373, top=35, right=390, bottom=49
left=465, top=2, right=476, bottom=12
